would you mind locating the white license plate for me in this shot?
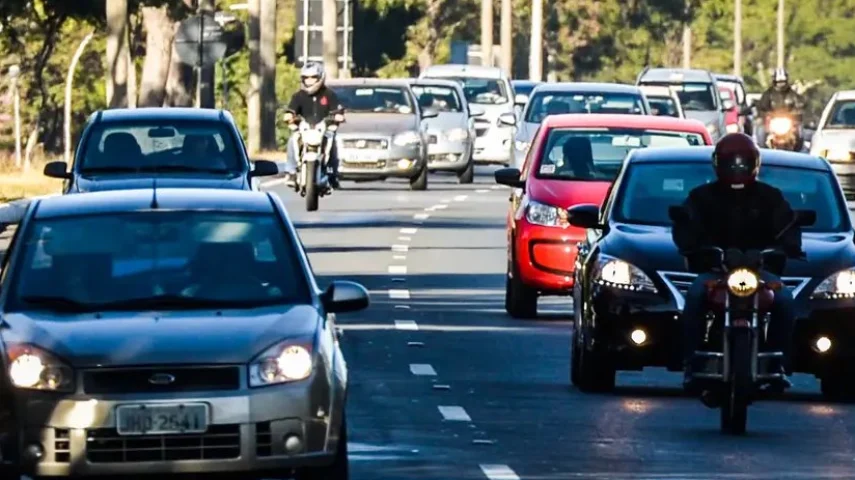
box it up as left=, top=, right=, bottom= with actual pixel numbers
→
left=344, top=151, right=379, bottom=162
left=116, top=403, right=209, bottom=436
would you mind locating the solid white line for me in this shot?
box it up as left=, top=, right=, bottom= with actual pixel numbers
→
left=409, top=364, right=437, bottom=376
left=388, top=289, right=410, bottom=299
left=476, top=189, right=489, bottom=193
left=480, top=464, right=520, bottom=480
left=400, top=227, right=418, bottom=234
left=438, top=406, right=471, bottom=421
left=398, top=236, right=411, bottom=241
left=388, top=265, right=407, bottom=274
left=393, top=254, right=407, bottom=260
left=433, top=204, right=448, bottom=209
left=391, top=244, right=409, bottom=252
left=454, top=195, right=468, bottom=201
left=394, top=320, right=418, bottom=330
left=414, top=213, right=430, bottom=220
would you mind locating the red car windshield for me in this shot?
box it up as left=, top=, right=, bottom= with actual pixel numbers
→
left=533, top=128, right=706, bottom=182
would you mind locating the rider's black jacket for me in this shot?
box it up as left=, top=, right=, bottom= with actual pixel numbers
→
left=287, top=86, right=343, bottom=125
left=755, top=86, right=805, bottom=120
left=672, top=181, right=803, bottom=270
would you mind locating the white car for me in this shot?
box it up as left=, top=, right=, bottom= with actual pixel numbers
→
left=810, top=90, right=855, bottom=167
left=639, top=85, right=685, bottom=118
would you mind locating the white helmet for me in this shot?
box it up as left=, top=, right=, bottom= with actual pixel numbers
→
left=772, top=68, right=789, bottom=90
left=300, top=62, right=325, bottom=95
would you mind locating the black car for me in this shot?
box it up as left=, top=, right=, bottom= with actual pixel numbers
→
left=43, top=108, right=278, bottom=192
left=568, top=146, right=855, bottom=399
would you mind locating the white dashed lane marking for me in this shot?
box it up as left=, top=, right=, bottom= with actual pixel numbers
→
left=454, top=195, right=468, bottom=201
left=398, top=236, right=411, bottom=241
left=433, top=204, right=448, bottom=210
left=393, top=254, right=407, bottom=260
left=388, top=265, right=407, bottom=274
left=391, top=244, right=409, bottom=252
left=409, top=364, right=437, bottom=376
left=480, top=464, right=520, bottom=480
left=400, top=227, right=418, bottom=234
left=388, top=289, right=410, bottom=300
left=441, top=199, right=451, bottom=203
left=491, top=185, right=502, bottom=190
left=414, top=213, right=430, bottom=220
left=438, top=406, right=471, bottom=421
left=394, top=320, right=418, bottom=330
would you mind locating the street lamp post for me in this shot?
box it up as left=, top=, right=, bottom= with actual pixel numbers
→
left=8, top=65, right=21, bottom=169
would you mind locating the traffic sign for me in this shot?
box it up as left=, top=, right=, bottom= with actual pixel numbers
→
left=175, top=12, right=228, bottom=68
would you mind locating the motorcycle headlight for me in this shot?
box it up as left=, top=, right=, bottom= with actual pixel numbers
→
left=811, top=268, right=855, bottom=299
left=445, top=128, right=469, bottom=142
left=249, top=340, right=314, bottom=387
left=769, top=117, right=792, bottom=135
left=393, top=131, right=421, bottom=146
left=301, top=129, right=324, bottom=146
left=726, top=268, right=759, bottom=297
left=594, top=256, right=656, bottom=293
left=524, top=199, right=568, bottom=227
left=6, top=343, right=74, bottom=392
left=515, top=140, right=530, bottom=152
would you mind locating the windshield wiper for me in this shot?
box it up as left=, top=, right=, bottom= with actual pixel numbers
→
left=20, top=295, right=96, bottom=313
left=80, top=166, right=139, bottom=174
left=95, top=294, right=276, bottom=311
left=135, top=165, right=231, bottom=174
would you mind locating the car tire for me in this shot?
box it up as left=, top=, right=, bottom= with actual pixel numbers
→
left=574, top=327, right=616, bottom=393
left=457, top=160, right=474, bottom=184
left=296, top=415, right=349, bottom=480
left=410, top=165, right=428, bottom=191
left=504, top=258, right=537, bottom=319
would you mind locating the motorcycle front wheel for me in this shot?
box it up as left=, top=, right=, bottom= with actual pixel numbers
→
left=305, top=161, right=319, bottom=212
left=720, top=329, right=751, bottom=435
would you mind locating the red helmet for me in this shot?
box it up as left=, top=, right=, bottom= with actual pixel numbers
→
left=712, top=133, right=760, bottom=187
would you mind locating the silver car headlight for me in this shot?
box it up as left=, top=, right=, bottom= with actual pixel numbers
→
left=249, top=339, right=314, bottom=387
left=524, top=199, right=568, bottom=227
left=593, top=255, right=657, bottom=293
left=6, top=343, right=75, bottom=392
left=393, top=131, right=421, bottom=146
left=811, top=268, right=855, bottom=299
left=515, top=140, right=530, bottom=151
left=445, top=128, right=469, bottom=142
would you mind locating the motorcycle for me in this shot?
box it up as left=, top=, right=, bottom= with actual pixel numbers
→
left=287, top=111, right=342, bottom=212
left=764, top=112, right=802, bottom=151
left=669, top=206, right=815, bottom=435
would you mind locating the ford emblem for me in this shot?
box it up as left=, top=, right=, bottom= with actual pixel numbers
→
left=148, top=373, right=176, bottom=385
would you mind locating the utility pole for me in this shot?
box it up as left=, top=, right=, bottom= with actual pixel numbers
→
left=500, top=0, right=511, bottom=76
left=197, top=0, right=216, bottom=108
left=481, top=0, right=493, bottom=66
left=247, top=0, right=261, bottom=153
left=733, top=0, right=741, bottom=76
left=8, top=65, right=21, bottom=169
left=529, top=0, right=542, bottom=80
left=260, top=0, right=277, bottom=149
left=681, top=0, right=691, bottom=68
left=776, top=0, right=784, bottom=68
left=323, top=0, right=339, bottom=78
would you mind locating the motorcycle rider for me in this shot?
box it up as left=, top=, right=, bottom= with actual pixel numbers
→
left=672, top=133, right=802, bottom=393
left=755, top=68, right=805, bottom=149
left=282, top=62, right=345, bottom=188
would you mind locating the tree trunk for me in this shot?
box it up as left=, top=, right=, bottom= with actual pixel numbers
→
left=139, top=5, right=175, bottom=107
left=260, top=0, right=277, bottom=149
left=106, top=0, right=130, bottom=108
left=247, top=0, right=262, bottom=153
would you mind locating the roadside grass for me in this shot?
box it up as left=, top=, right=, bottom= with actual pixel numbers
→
left=0, top=153, right=63, bottom=203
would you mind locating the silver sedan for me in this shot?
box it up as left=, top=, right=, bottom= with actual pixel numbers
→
left=0, top=188, right=368, bottom=479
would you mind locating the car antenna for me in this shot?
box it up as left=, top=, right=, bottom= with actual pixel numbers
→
left=150, top=177, right=159, bottom=209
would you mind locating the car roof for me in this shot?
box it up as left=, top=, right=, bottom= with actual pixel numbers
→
left=32, top=188, right=276, bottom=219
left=639, top=85, right=675, bottom=96
left=328, top=78, right=412, bottom=88
left=96, top=108, right=231, bottom=123
left=712, top=73, right=745, bottom=84
left=405, top=78, right=463, bottom=89
left=512, top=80, right=541, bottom=86
left=420, top=64, right=505, bottom=79
left=542, top=114, right=707, bottom=133
left=638, top=68, right=715, bottom=83
left=628, top=146, right=832, bottom=171
left=832, top=90, right=855, bottom=101
left=532, top=82, right=642, bottom=94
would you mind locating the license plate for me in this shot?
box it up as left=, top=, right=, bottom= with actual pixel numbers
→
left=344, top=151, right=379, bottom=162
left=116, top=403, right=208, bottom=436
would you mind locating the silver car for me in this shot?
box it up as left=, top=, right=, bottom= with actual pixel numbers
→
left=0, top=188, right=368, bottom=479
left=328, top=79, right=435, bottom=190
left=408, top=78, right=485, bottom=184
left=810, top=90, right=855, bottom=194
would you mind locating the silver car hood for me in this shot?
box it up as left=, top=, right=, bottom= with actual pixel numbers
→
left=338, top=113, right=418, bottom=136
left=684, top=110, right=720, bottom=126
left=1, top=305, right=320, bottom=367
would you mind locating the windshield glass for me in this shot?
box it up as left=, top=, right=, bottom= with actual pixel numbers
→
left=411, top=85, right=463, bottom=112
left=331, top=86, right=414, bottom=114
left=534, top=128, right=706, bottom=182
left=432, top=77, right=508, bottom=105
left=525, top=92, right=645, bottom=123
left=79, top=120, right=242, bottom=173
left=615, top=164, right=847, bottom=231
left=648, top=97, right=680, bottom=117
left=645, top=82, right=717, bottom=111
left=824, top=100, right=855, bottom=129
left=5, top=211, right=311, bottom=313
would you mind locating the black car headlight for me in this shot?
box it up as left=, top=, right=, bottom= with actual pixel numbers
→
left=811, top=268, right=855, bottom=299
left=249, top=339, right=314, bottom=387
left=6, top=343, right=75, bottom=392
left=593, top=255, right=657, bottom=293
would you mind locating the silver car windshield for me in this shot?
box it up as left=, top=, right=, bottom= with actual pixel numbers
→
left=645, top=82, right=717, bottom=111
left=411, top=85, right=463, bottom=112
left=332, top=86, right=414, bottom=114
left=5, top=211, right=311, bottom=313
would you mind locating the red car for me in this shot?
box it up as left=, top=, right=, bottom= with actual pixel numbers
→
left=494, top=114, right=713, bottom=318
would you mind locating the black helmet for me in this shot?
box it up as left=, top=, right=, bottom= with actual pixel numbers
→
left=772, top=68, right=789, bottom=91
left=713, top=133, right=760, bottom=188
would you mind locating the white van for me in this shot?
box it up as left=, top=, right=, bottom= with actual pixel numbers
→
left=420, top=65, right=516, bottom=166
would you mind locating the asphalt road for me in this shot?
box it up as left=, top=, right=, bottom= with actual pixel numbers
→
left=3, top=168, right=855, bottom=479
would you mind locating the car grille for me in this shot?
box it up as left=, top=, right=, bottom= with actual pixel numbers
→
left=55, top=428, right=70, bottom=463
left=341, top=138, right=388, bottom=149
left=82, top=366, right=241, bottom=394
left=256, top=422, right=272, bottom=457
left=658, top=271, right=811, bottom=309
left=86, top=425, right=241, bottom=463
left=341, top=160, right=386, bottom=169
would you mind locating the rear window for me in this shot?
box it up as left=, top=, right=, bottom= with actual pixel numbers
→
left=525, top=92, right=645, bottom=123
left=648, top=97, right=680, bottom=117
left=411, top=85, right=463, bottom=113
left=331, top=86, right=414, bottom=114
left=643, top=82, right=717, bottom=112
left=79, top=120, right=243, bottom=173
